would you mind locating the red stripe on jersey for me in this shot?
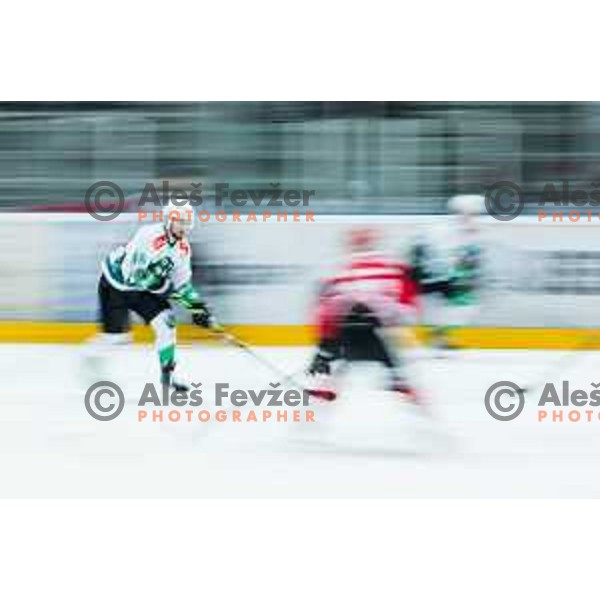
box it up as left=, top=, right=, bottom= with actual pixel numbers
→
left=178, top=239, right=190, bottom=255
left=349, top=259, right=400, bottom=270
left=321, top=256, right=418, bottom=308
left=329, top=272, right=401, bottom=285
left=152, top=234, right=168, bottom=252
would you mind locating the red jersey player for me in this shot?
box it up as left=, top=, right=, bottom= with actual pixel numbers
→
left=304, top=227, right=420, bottom=402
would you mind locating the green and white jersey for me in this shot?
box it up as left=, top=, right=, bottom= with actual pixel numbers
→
left=102, top=223, right=193, bottom=298
left=410, top=221, right=483, bottom=306
left=447, top=239, right=482, bottom=306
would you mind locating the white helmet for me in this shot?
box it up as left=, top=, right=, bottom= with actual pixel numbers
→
left=164, top=199, right=195, bottom=233
left=447, top=195, right=483, bottom=216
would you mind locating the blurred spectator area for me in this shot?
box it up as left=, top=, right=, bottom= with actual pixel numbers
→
left=0, top=101, right=597, bottom=214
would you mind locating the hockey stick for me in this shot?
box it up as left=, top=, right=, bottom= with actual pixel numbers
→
left=208, top=325, right=305, bottom=390
left=518, top=331, right=600, bottom=394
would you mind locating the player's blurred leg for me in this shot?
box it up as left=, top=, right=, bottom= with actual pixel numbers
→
left=150, top=310, right=189, bottom=392
left=304, top=294, right=348, bottom=401
left=341, top=304, right=420, bottom=403
left=82, top=274, right=132, bottom=383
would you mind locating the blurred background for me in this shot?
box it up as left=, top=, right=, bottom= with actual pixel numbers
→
left=2, top=101, right=600, bottom=334
left=1, top=101, right=599, bottom=214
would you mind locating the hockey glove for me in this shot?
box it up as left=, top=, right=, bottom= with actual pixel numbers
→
left=191, top=303, right=213, bottom=328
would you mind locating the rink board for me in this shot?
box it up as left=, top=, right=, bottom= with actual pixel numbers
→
left=2, top=213, right=600, bottom=347
left=0, top=321, right=599, bottom=349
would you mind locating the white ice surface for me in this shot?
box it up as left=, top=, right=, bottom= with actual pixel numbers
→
left=2, top=343, right=600, bottom=497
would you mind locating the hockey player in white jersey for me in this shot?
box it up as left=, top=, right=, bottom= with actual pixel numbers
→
left=408, top=195, right=483, bottom=351
left=90, top=202, right=214, bottom=390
